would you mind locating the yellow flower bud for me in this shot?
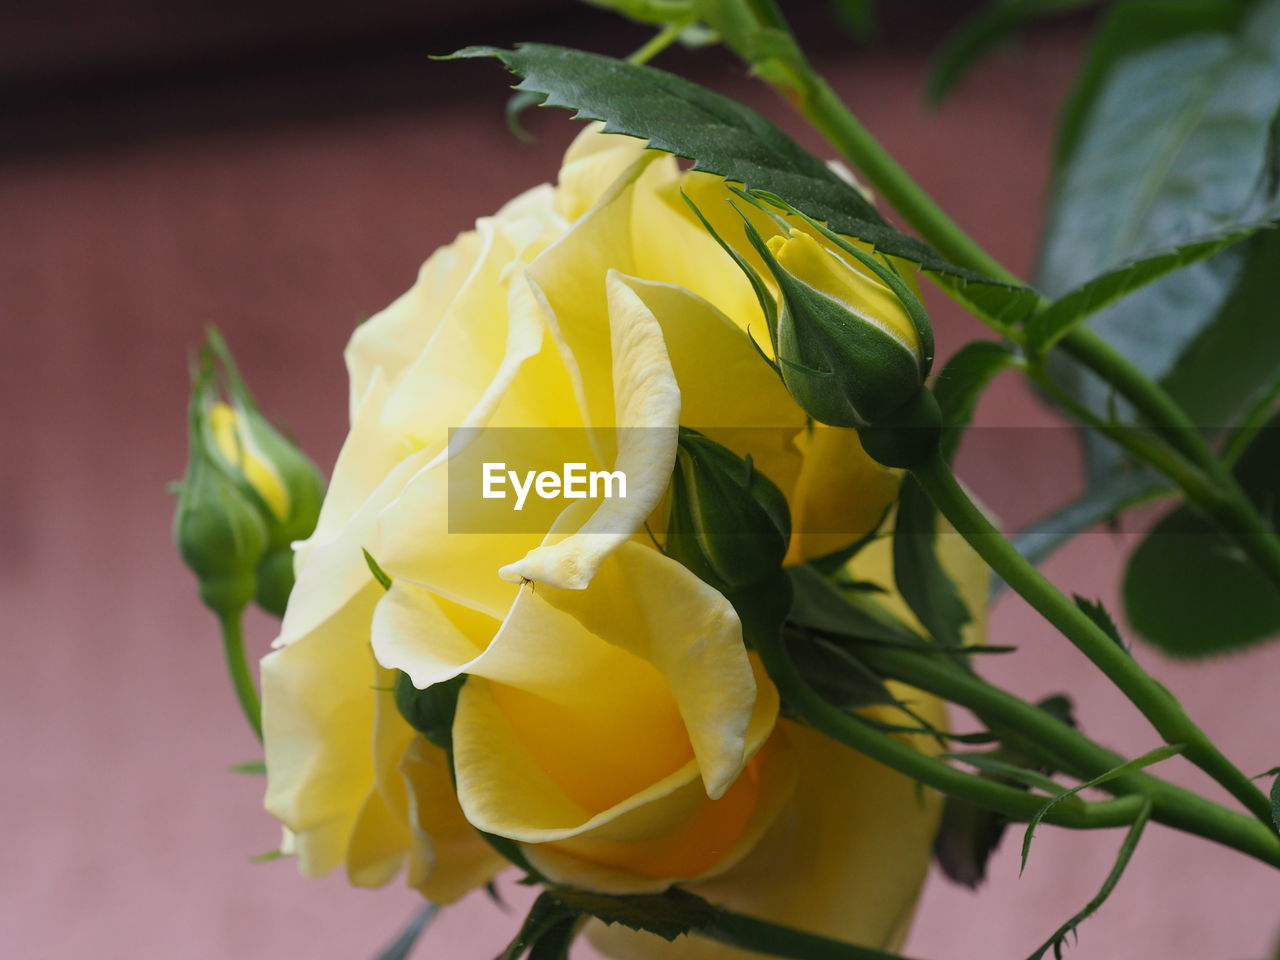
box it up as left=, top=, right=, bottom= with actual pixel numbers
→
left=767, top=229, right=920, bottom=358
left=208, top=402, right=290, bottom=521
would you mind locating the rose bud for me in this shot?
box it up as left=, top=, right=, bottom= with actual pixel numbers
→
left=690, top=188, right=942, bottom=469
left=664, top=428, right=791, bottom=596
left=201, top=331, right=325, bottom=615
left=174, top=381, right=268, bottom=619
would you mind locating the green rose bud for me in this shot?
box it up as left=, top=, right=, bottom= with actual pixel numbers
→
left=762, top=228, right=925, bottom=425
left=664, top=428, right=791, bottom=595
left=692, top=187, right=943, bottom=470
left=199, top=331, right=326, bottom=615
left=174, top=387, right=269, bottom=618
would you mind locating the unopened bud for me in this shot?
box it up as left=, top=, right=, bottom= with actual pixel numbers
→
left=200, top=332, right=325, bottom=614
left=763, top=228, right=926, bottom=428
left=174, top=406, right=268, bottom=618
left=665, top=429, right=791, bottom=594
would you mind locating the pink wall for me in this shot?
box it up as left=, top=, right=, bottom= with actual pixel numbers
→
left=4, top=21, right=1277, bottom=960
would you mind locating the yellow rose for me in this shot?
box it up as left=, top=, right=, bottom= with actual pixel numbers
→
left=262, top=125, right=977, bottom=953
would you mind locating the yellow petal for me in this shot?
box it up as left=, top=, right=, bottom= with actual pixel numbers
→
left=647, top=171, right=782, bottom=339
left=587, top=717, right=942, bottom=960
left=346, top=183, right=561, bottom=420
left=262, top=582, right=382, bottom=878
left=208, top=402, right=290, bottom=519
left=527, top=155, right=652, bottom=433
left=370, top=578, right=497, bottom=689
left=768, top=229, right=919, bottom=355
left=527, top=542, right=758, bottom=797
left=399, top=736, right=507, bottom=904
left=499, top=273, right=680, bottom=589
left=345, top=662, right=419, bottom=889
left=522, top=657, right=789, bottom=894
left=365, top=278, right=578, bottom=617
left=628, top=172, right=765, bottom=335
left=278, top=371, right=432, bottom=650
left=556, top=124, right=657, bottom=221
left=785, top=424, right=898, bottom=565
left=452, top=543, right=758, bottom=843
left=848, top=509, right=991, bottom=647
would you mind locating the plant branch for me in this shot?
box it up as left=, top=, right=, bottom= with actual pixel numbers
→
left=752, top=610, right=1149, bottom=830
left=219, top=611, right=262, bottom=741
left=910, top=451, right=1274, bottom=825
left=859, top=644, right=1280, bottom=867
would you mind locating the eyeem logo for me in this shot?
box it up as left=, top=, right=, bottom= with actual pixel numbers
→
left=482, top=462, right=628, bottom=512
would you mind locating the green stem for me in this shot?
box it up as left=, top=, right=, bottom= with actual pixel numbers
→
left=220, top=612, right=262, bottom=741
left=702, top=907, right=922, bottom=960
left=1027, top=352, right=1280, bottom=593
left=800, top=76, right=1019, bottom=285
left=859, top=644, right=1280, bottom=867
left=753, top=615, right=1147, bottom=830
left=775, top=52, right=1280, bottom=593
left=628, top=19, right=689, bottom=66
left=1021, top=358, right=1219, bottom=503
left=1222, top=375, right=1280, bottom=466
left=910, top=452, right=1273, bottom=825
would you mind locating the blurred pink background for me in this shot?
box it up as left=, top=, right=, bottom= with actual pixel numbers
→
left=4, top=6, right=1278, bottom=958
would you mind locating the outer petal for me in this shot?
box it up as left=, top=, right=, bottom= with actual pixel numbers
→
left=262, top=583, right=382, bottom=878
left=280, top=372, right=428, bottom=646
left=528, top=543, right=757, bottom=798
left=399, top=736, right=507, bottom=904
left=587, top=717, right=943, bottom=960
left=371, top=277, right=571, bottom=616
left=629, top=170, right=766, bottom=336
left=616, top=275, right=804, bottom=498
left=452, top=543, right=758, bottom=842
left=555, top=125, right=655, bottom=221
left=346, top=183, right=562, bottom=419
left=344, top=662, right=420, bottom=889
left=500, top=273, right=680, bottom=589
left=521, top=658, right=790, bottom=894
left=785, top=425, right=898, bottom=565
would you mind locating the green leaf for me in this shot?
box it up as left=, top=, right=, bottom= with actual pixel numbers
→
left=1159, top=230, right=1280, bottom=430
left=1272, top=771, right=1280, bottom=833
left=526, top=916, right=579, bottom=960
left=505, top=89, right=545, bottom=141
left=945, top=753, right=1073, bottom=797
left=249, top=848, right=287, bottom=864
left=1071, top=595, right=1127, bottom=653
left=786, top=564, right=921, bottom=645
left=934, top=695, right=1078, bottom=887
left=892, top=477, right=971, bottom=648
left=1038, top=0, right=1280, bottom=473
left=1124, top=415, right=1280, bottom=657
left=1026, top=800, right=1153, bottom=960
left=548, top=887, right=716, bottom=942
left=394, top=671, right=465, bottom=751
left=1007, top=469, right=1170, bottom=579
left=453, top=43, right=1037, bottom=326
left=928, top=0, right=1098, bottom=108
left=784, top=631, right=896, bottom=711
left=1021, top=744, right=1183, bottom=873
left=1026, top=223, right=1271, bottom=357
left=228, top=760, right=266, bottom=775
left=930, top=340, right=1017, bottom=461
left=373, top=904, right=440, bottom=960
left=364, top=548, right=393, bottom=591
left=1054, top=0, right=1248, bottom=167
left=500, top=894, right=578, bottom=960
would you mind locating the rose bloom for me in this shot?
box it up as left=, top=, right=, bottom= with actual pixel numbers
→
left=262, top=126, right=986, bottom=957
